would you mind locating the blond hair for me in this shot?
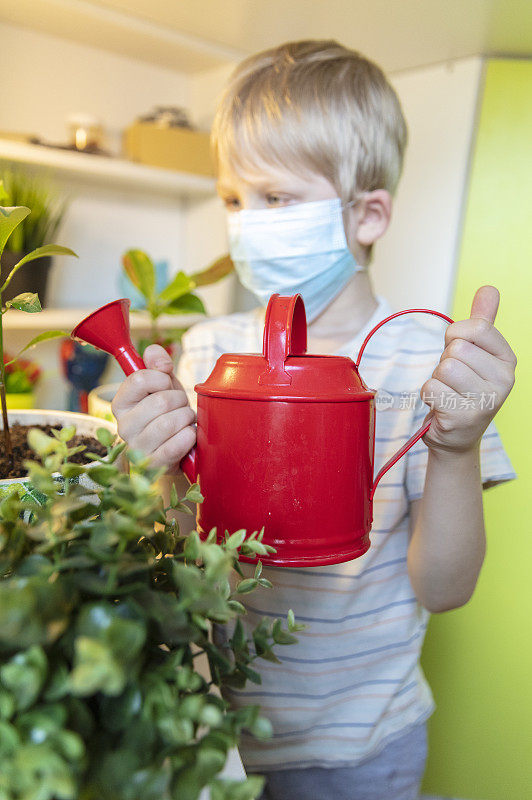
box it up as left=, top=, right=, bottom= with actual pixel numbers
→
left=211, top=40, right=408, bottom=202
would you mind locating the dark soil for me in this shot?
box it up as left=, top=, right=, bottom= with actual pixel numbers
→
left=0, top=424, right=108, bottom=480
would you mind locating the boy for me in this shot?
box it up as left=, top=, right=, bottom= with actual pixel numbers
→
left=112, top=41, right=517, bottom=800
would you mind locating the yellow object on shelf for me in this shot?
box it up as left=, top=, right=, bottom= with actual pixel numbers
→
left=123, top=123, right=214, bottom=177
left=5, top=392, right=35, bottom=410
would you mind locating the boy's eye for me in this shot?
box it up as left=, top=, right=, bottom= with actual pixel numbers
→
left=222, top=197, right=241, bottom=210
left=266, top=193, right=290, bottom=207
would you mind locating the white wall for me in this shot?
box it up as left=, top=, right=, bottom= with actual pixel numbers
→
left=1, top=23, right=484, bottom=408
left=374, top=57, right=484, bottom=316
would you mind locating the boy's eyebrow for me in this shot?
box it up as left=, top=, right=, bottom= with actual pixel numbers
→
left=216, top=182, right=235, bottom=194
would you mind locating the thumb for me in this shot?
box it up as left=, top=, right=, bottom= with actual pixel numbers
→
left=143, top=343, right=174, bottom=373
left=470, top=285, right=499, bottom=325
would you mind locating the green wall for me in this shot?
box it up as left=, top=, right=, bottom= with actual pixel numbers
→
left=421, top=59, right=532, bottom=799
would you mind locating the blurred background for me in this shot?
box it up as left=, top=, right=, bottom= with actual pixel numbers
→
left=0, top=3, right=530, bottom=798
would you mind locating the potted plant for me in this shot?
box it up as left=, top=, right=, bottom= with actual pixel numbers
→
left=88, top=250, right=234, bottom=422
left=0, top=428, right=300, bottom=800
left=122, top=248, right=234, bottom=357
left=0, top=167, right=68, bottom=306
left=3, top=351, right=41, bottom=409
left=0, top=181, right=114, bottom=498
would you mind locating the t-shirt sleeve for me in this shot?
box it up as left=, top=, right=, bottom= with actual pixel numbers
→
left=405, top=404, right=517, bottom=502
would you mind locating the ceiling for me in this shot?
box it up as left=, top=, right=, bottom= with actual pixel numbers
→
left=1, top=0, right=531, bottom=74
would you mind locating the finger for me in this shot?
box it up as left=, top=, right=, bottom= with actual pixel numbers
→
left=143, top=344, right=183, bottom=391
left=117, top=388, right=193, bottom=445
left=134, top=403, right=196, bottom=456
left=439, top=338, right=515, bottom=384
left=143, top=343, right=175, bottom=372
left=148, top=424, right=197, bottom=470
left=470, top=285, right=499, bottom=325
left=432, top=357, right=486, bottom=398
left=111, top=369, right=176, bottom=416
left=444, top=318, right=516, bottom=364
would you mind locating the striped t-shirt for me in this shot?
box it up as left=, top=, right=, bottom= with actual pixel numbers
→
left=177, top=295, right=516, bottom=771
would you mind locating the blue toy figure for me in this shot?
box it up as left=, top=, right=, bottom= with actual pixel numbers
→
left=59, top=339, right=109, bottom=413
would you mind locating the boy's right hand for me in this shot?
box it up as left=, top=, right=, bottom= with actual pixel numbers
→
left=111, top=343, right=196, bottom=469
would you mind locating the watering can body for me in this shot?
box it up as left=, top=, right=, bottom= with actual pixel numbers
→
left=72, top=294, right=452, bottom=568
left=192, top=338, right=376, bottom=567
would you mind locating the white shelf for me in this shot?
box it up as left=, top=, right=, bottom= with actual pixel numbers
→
left=0, top=138, right=216, bottom=200
left=4, top=307, right=205, bottom=332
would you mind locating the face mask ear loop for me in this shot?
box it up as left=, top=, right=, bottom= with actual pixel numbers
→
left=341, top=195, right=364, bottom=250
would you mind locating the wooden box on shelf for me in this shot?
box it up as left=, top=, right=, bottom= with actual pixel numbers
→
left=123, top=122, right=214, bottom=177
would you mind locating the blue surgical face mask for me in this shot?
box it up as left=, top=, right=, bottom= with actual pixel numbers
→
left=227, top=197, right=365, bottom=322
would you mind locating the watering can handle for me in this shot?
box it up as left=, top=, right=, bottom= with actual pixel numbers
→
left=260, top=294, right=307, bottom=385
left=355, top=309, right=454, bottom=501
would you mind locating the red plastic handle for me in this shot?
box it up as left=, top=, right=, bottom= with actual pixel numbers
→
left=259, top=294, right=307, bottom=385
left=355, top=309, right=454, bottom=500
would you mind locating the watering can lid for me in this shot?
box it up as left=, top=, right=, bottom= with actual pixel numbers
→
left=195, top=294, right=374, bottom=402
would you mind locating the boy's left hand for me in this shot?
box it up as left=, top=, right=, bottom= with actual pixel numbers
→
left=420, top=285, right=517, bottom=455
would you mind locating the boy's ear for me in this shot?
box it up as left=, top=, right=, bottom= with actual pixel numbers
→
left=353, top=190, right=392, bottom=247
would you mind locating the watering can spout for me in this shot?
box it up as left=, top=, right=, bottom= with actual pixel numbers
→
left=71, top=298, right=198, bottom=482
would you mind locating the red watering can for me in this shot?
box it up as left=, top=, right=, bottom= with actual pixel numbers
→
left=72, top=295, right=452, bottom=567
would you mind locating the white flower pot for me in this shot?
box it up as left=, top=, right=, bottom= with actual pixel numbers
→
left=87, top=382, right=121, bottom=423
left=0, top=409, right=121, bottom=508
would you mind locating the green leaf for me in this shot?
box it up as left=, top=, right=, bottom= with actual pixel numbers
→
left=0, top=180, right=8, bottom=204
left=225, top=529, right=247, bottom=550
left=165, top=292, right=206, bottom=315
left=54, top=425, right=76, bottom=443
left=96, top=427, right=114, bottom=447
left=170, top=482, right=178, bottom=506
left=249, top=715, right=273, bottom=739
left=210, top=775, right=264, bottom=800
left=238, top=662, right=261, bottom=684
left=5, top=291, right=41, bottom=312
left=0, top=720, right=19, bottom=758
left=69, top=637, right=125, bottom=696
left=4, top=330, right=69, bottom=362
left=184, top=530, right=201, bottom=561
left=185, top=483, right=204, bottom=504
left=190, top=254, right=234, bottom=287
left=0, top=205, right=30, bottom=256
left=86, top=464, right=116, bottom=486
left=1, top=244, right=77, bottom=292
left=157, top=270, right=195, bottom=303
left=227, top=600, right=246, bottom=615
left=231, top=618, right=246, bottom=652
left=0, top=646, right=47, bottom=711
left=27, top=428, right=57, bottom=456
left=60, top=463, right=85, bottom=479
left=236, top=578, right=258, bottom=595
left=106, top=441, right=127, bottom=463
left=272, top=627, right=298, bottom=645
left=122, top=249, right=155, bottom=300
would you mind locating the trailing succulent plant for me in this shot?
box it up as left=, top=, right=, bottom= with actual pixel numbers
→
left=0, top=179, right=77, bottom=465
left=0, top=427, right=300, bottom=800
